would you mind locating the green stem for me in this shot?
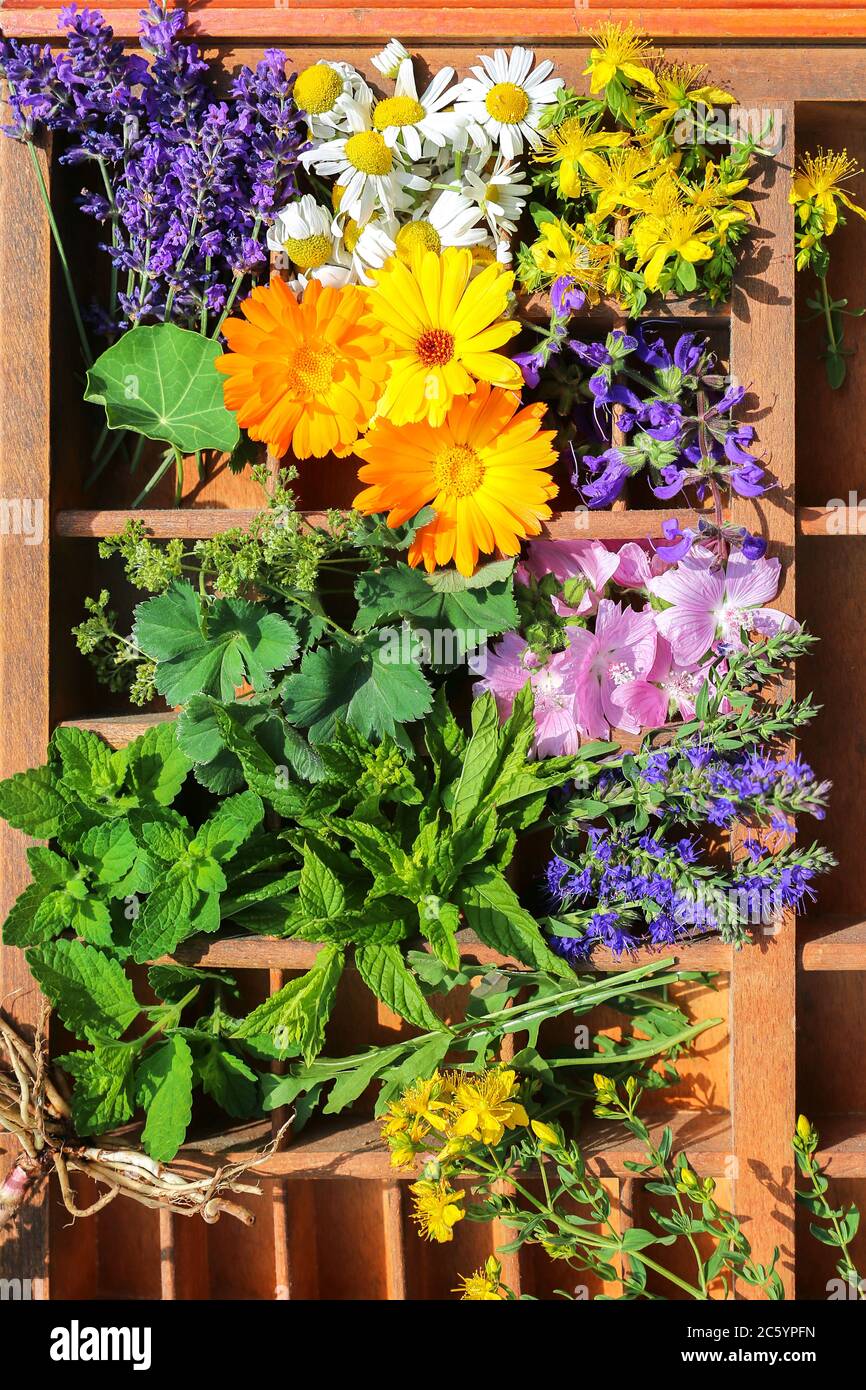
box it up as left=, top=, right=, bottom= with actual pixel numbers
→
left=131, top=446, right=176, bottom=509
left=818, top=273, right=840, bottom=358
left=212, top=216, right=263, bottom=338
left=27, top=141, right=93, bottom=366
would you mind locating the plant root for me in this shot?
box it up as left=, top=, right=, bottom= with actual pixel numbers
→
left=0, top=1010, right=284, bottom=1229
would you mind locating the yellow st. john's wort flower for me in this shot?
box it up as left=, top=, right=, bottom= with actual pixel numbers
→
left=535, top=116, right=627, bottom=199
left=450, top=1067, right=529, bottom=1145
left=530, top=219, right=611, bottom=303
left=410, top=1178, right=465, bottom=1242
left=682, top=161, right=752, bottom=237
left=580, top=148, right=656, bottom=221
left=584, top=22, right=658, bottom=95
left=632, top=206, right=716, bottom=290
left=455, top=1257, right=505, bottom=1301
left=365, top=245, right=522, bottom=427
left=790, top=148, right=866, bottom=236
left=644, top=62, right=735, bottom=133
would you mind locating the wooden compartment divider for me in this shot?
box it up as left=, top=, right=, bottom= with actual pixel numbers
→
left=2, top=7, right=865, bottom=1298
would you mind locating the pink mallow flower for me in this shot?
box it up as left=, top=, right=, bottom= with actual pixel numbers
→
left=519, top=539, right=621, bottom=617
left=647, top=548, right=798, bottom=667
left=565, top=599, right=658, bottom=738
left=610, top=634, right=712, bottom=729
left=472, top=633, right=583, bottom=758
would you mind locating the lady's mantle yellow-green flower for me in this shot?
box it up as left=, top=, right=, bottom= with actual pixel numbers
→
left=585, top=22, right=658, bottom=95
left=450, top=1067, right=529, bottom=1145
left=410, top=1178, right=465, bottom=1242
left=536, top=116, right=627, bottom=198
left=791, top=149, right=866, bottom=236
left=633, top=206, right=715, bottom=290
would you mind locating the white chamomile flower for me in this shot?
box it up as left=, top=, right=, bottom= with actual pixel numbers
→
left=349, top=218, right=401, bottom=283
left=371, top=59, right=466, bottom=162
left=398, top=190, right=489, bottom=258
left=455, top=46, right=562, bottom=159
left=266, top=195, right=353, bottom=286
left=371, top=39, right=411, bottom=81
left=301, top=107, right=428, bottom=224
left=292, top=60, right=373, bottom=138
left=460, top=153, right=532, bottom=238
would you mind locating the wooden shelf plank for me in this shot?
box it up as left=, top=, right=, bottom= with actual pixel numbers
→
left=5, top=8, right=866, bottom=41
left=169, top=1110, right=866, bottom=1182
left=58, top=504, right=856, bottom=542
left=798, top=917, right=866, bottom=971
left=59, top=711, right=176, bottom=744
left=57, top=506, right=718, bottom=541
left=165, top=928, right=732, bottom=974
left=188, top=1108, right=736, bottom=1181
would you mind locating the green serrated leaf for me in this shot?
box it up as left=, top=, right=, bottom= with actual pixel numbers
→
left=282, top=637, right=432, bottom=744
left=28, top=939, right=140, bottom=1042
left=136, top=1034, right=195, bottom=1161
left=354, top=943, right=444, bottom=1031
left=233, top=945, right=344, bottom=1064
left=197, top=1042, right=258, bottom=1119
left=134, top=582, right=298, bottom=706
left=458, top=866, right=571, bottom=977
left=0, top=763, right=67, bottom=837
left=57, top=1042, right=135, bottom=1134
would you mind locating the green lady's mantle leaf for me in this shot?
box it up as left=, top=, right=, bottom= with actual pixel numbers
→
left=84, top=323, right=239, bottom=453
left=134, top=581, right=298, bottom=705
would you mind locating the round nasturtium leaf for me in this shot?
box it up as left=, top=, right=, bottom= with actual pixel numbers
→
left=85, top=323, right=240, bottom=454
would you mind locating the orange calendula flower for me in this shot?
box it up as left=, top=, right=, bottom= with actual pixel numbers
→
left=364, top=245, right=522, bottom=427
left=354, top=381, right=558, bottom=577
left=216, top=277, right=387, bottom=460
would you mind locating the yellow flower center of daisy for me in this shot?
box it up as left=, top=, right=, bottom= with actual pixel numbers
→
left=342, top=217, right=361, bottom=252
left=283, top=232, right=333, bottom=269
left=471, top=245, right=496, bottom=267
left=332, top=183, right=346, bottom=211
left=433, top=444, right=485, bottom=499
left=485, top=81, right=530, bottom=125
left=395, top=220, right=442, bottom=263
left=345, top=130, right=393, bottom=176
left=373, top=95, right=425, bottom=130
left=294, top=64, right=343, bottom=116
left=416, top=327, right=455, bottom=367
left=287, top=343, right=338, bottom=397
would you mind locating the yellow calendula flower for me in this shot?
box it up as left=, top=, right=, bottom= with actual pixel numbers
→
left=410, top=1179, right=465, bottom=1242
left=632, top=206, right=716, bottom=290
left=580, top=148, right=656, bottom=221
left=450, top=1067, right=529, bottom=1145
left=646, top=62, right=735, bottom=131
left=455, top=1258, right=506, bottom=1301
left=530, top=220, right=611, bottom=303
left=585, top=22, right=658, bottom=95
left=790, top=148, right=866, bottom=236
left=355, top=381, right=557, bottom=577
left=536, top=116, right=628, bottom=198
left=365, top=245, right=522, bottom=427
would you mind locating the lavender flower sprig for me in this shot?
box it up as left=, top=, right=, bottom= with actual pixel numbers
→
left=0, top=4, right=307, bottom=338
